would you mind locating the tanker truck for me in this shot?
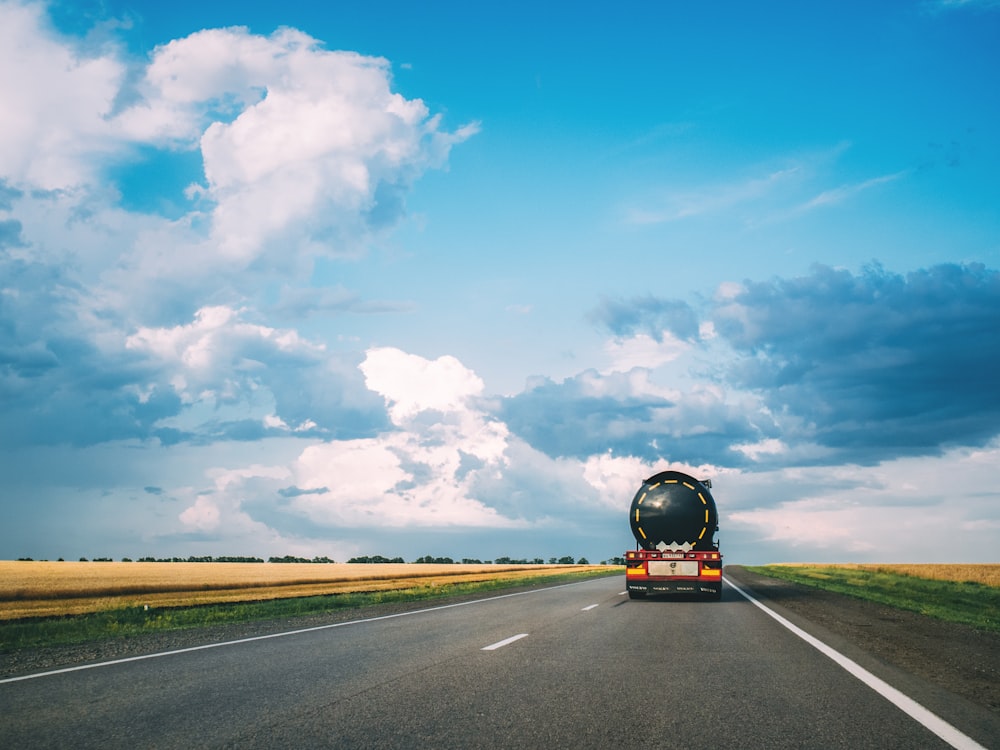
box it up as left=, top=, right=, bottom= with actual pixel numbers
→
left=625, top=470, right=723, bottom=600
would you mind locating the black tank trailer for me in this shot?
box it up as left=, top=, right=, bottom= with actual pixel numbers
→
left=624, top=469, right=723, bottom=599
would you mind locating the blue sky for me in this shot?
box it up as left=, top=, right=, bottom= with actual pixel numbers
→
left=1, top=0, right=999, bottom=565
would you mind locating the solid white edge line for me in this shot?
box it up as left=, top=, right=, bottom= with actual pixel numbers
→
left=581, top=604, right=599, bottom=611
left=723, top=575, right=987, bottom=750
left=0, top=578, right=599, bottom=685
left=481, top=633, right=529, bottom=651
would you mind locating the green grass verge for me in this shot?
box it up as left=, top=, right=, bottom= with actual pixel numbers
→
left=745, top=565, right=1000, bottom=633
left=0, top=568, right=620, bottom=653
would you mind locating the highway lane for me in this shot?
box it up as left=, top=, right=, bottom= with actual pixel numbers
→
left=0, top=576, right=993, bottom=749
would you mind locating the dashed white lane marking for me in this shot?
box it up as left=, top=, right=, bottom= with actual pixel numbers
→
left=1, top=579, right=598, bottom=684
left=618, top=591, right=627, bottom=596
left=581, top=604, right=599, bottom=611
left=481, top=633, right=529, bottom=651
left=724, top=576, right=987, bottom=750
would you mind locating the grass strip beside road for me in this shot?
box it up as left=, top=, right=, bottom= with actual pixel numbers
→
left=0, top=568, right=619, bottom=653
left=746, top=564, right=999, bottom=633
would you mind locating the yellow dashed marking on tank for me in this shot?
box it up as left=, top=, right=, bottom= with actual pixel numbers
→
left=698, top=527, right=707, bottom=540
left=698, top=493, right=707, bottom=505
left=637, top=492, right=647, bottom=504
left=664, top=480, right=677, bottom=484
left=638, top=527, right=647, bottom=539
left=634, top=509, right=640, bottom=523
left=649, top=482, right=661, bottom=489
left=704, top=509, right=709, bottom=523
left=683, top=482, right=695, bottom=490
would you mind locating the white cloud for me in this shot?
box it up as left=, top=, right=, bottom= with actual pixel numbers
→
left=178, top=495, right=222, bottom=531
left=360, top=346, right=486, bottom=424
left=4, top=4, right=997, bottom=570
left=0, top=7, right=479, bottom=459
left=581, top=453, right=653, bottom=511
left=730, top=498, right=878, bottom=553
left=623, top=167, right=798, bottom=225
left=0, top=1, right=126, bottom=189
left=714, top=281, right=745, bottom=301
left=795, top=171, right=909, bottom=214
left=162, top=347, right=521, bottom=532
left=126, top=305, right=324, bottom=405
left=175, top=462, right=310, bottom=549
left=724, top=442, right=1000, bottom=562
left=209, top=463, right=291, bottom=491
left=2, top=7, right=477, bottom=272
left=289, top=435, right=515, bottom=529
left=602, top=332, right=690, bottom=373
left=731, top=438, right=788, bottom=461
left=623, top=145, right=905, bottom=231
left=120, top=25, right=478, bottom=261
left=115, top=27, right=285, bottom=143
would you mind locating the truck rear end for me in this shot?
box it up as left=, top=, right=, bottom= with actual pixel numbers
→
left=624, top=470, right=723, bottom=600
left=625, top=548, right=723, bottom=599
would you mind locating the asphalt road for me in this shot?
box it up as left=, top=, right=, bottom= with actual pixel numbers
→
left=1, top=575, right=994, bottom=749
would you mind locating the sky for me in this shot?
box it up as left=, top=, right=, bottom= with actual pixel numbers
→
left=1, top=0, right=999, bottom=566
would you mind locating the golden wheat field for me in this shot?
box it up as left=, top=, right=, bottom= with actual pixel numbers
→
left=779, top=563, right=1000, bottom=587
left=0, top=561, right=612, bottom=620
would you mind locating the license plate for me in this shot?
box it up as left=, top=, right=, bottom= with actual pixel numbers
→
left=648, top=560, right=698, bottom=577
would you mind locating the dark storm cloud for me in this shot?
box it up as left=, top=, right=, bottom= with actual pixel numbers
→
left=1, top=355, right=185, bottom=448
left=714, top=262, right=1000, bottom=462
left=589, top=296, right=700, bottom=341
left=277, top=486, right=329, bottom=498
left=259, top=351, right=391, bottom=439
left=0, top=181, right=21, bottom=210
left=0, top=247, right=389, bottom=448
left=499, top=370, right=764, bottom=465
left=0, top=243, right=201, bottom=448
left=517, top=262, right=1000, bottom=469
left=501, top=376, right=668, bottom=459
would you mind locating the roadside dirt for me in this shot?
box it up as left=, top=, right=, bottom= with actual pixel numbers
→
left=724, top=565, right=1000, bottom=716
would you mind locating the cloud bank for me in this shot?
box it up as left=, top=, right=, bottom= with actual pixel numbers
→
left=2, top=1, right=998, bottom=564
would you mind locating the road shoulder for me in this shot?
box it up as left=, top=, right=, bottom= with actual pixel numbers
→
left=724, top=565, right=1000, bottom=743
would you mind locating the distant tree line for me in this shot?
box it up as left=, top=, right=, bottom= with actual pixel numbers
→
left=135, top=556, right=267, bottom=563
left=15, top=554, right=619, bottom=564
